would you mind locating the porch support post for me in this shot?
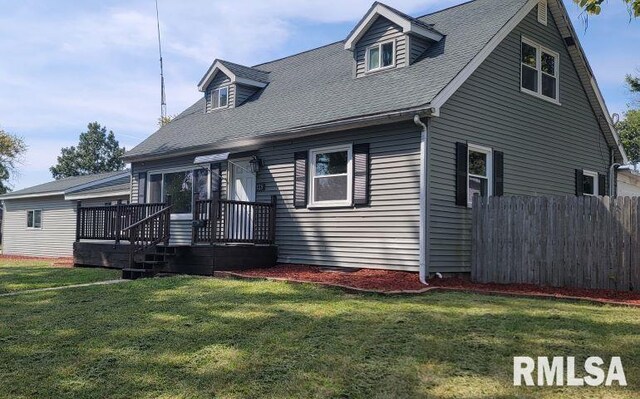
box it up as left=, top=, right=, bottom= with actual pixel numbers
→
left=269, top=195, right=277, bottom=244
left=75, top=201, right=82, bottom=242
left=211, top=196, right=219, bottom=245
left=115, top=199, right=122, bottom=245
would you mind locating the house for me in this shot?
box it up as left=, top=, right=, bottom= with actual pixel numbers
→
left=616, top=165, right=640, bottom=197
left=0, top=171, right=130, bottom=257
left=75, top=0, right=627, bottom=280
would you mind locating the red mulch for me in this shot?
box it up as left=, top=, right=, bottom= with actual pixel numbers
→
left=231, top=264, right=640, bottom=306
left=0, top=254, right=74, bottom=268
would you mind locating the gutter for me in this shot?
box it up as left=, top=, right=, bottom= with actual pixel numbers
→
left=124, top=106, right=437, bottom=163
left=413, top=115, right=430, bottom=285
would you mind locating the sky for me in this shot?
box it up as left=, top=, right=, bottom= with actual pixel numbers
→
left=0, top=0, right=638, bottom=191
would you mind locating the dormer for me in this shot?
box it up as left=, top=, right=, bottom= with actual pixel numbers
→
left=198, top=60, right=269, bottom=112
left=345, top=2, right=443, bottom=78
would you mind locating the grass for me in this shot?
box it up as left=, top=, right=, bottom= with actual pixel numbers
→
left=0, top=274, right=638, bottom=398
left=0, top=258, right=120, bottom=293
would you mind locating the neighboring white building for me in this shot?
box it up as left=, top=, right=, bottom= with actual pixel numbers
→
left=617, top=165, right=640, bottom=197
left=0, top=171, right=130, bottom=257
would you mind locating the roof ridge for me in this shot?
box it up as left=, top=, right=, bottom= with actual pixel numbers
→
left=252, top=40, right=344, bottom=69
left=218, top=59, right=270, bottom=73
left=416, top=0, right=478, bottom=19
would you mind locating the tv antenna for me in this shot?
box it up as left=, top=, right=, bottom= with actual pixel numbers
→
left=155, top=0, right=167, bottom=121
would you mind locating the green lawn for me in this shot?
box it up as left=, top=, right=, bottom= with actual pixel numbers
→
left=0, top=259, right=120, bottom=293
left=0, top=275, right=637, bottom=398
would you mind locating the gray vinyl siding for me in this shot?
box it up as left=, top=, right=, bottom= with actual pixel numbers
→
left=2, top=195, right=128, bottom=257
left=428, top=8, right=611, bottom=273
left=255, top=121, right=420, bottom=270
left=354, top=16, right=407, bottom=77
left=205, top=72, right=235, bottom=112
left=408, top=35, right=430, bottom=64
left=235, top=84, right=258, bottom=106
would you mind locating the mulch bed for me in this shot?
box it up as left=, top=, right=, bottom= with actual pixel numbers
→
left=223, top=264, right=640, bottom=307
left=0, top=254, right=74, bottom=268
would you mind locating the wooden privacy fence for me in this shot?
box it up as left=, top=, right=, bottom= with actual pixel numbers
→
left=471, top=195, right=640, bottom=291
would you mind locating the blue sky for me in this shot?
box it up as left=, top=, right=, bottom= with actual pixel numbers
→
left=0, top=0, right=638, bottom=190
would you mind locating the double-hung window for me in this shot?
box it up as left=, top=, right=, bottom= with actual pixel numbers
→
left=309, top=145, right=352, bottom=207
left=211, top=86, right=229, bottom=109
left=366, top=41, right=395, bottom=72
left=467, top=145, right=493, bottom=207
left=582, top=170, right=598, bottom=196
left=521, top=38, right=559, bottom=103
left=27, top=210, right=42, bottom=229
left=148, top=169, right=210, bottom=218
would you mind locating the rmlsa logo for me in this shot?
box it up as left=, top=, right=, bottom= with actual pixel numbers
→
left=514, top=357, right=627, bottom=387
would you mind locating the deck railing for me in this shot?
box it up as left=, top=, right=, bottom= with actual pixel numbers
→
left=75, top=201, right=168, bottom=243
left=123, top=205, right=172, bottom=253
left=193, top=196, right=277, bottom=245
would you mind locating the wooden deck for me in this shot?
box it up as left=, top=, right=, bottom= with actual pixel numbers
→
left=73, top=197, right=278, bottom=276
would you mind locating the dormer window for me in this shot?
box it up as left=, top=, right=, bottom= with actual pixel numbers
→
left=367, top=41, right=395, bottom=72
left=211, top=86, right=229, bottom=109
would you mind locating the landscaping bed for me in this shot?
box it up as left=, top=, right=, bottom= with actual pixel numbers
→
left=229, top=264, right=640, bottom=305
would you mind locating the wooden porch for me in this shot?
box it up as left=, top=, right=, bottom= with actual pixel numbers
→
left=73, top=197, right=278, bottom=278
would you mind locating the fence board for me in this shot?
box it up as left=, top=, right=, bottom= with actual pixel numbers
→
left=472, top=196, right=640, bottom=292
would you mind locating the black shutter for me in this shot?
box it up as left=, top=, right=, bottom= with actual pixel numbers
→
left=294, top=151, right=308, bottom=208
left=493, top=151, right=504, bottom=197
left=598, top=173, right=606, bottom=196
left=353, top=143, right=370, bottom=206
left=137, top=172, right=146, bottom=204
left=210, top=163, right=222, bottom=199
left=455, top=142, right=468, bottom=206
left=575, top=169, right=584, bottom=196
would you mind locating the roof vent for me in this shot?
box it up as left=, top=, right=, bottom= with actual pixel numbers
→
left=538, top=0, right=548, bottom=25
left=564, top=36, right=576, bottom=47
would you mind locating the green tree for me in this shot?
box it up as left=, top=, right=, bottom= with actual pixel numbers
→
left=627, top=74, right=640, bottom=92
left=0, top=128, right=27, bottom=194
left=50, top=122, right=125, bottom=179
left=158, top=114, right=177, bottom=128
left=618, top=109, right=640, bottom=162
left=574, top=0, right=640, bottom=17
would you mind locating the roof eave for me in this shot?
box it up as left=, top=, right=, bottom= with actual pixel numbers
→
left=124, top=105, right=436, bottom=163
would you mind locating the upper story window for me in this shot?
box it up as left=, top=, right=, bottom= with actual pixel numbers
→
left=27, top=209, right=42, bottom=229
left=366, top=41, right=395, bottom=72
left=468, top=145, right=493, bottom=207
left=309, top=145, right=353, bottom=207
left=211, top=86, right=229, bottom=109
left=521, top=38, right=559, bottom=103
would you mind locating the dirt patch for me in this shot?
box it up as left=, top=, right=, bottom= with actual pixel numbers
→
left=0, top=254, right=74, bottom=268
left=228, top=264, right=640, bottom=306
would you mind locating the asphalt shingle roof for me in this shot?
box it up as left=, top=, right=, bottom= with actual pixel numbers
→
left=0, top=170, right=129, bottom=199
left=126, top=0, right=530, bottom=160
left=218, top=60, right=270, bottom=83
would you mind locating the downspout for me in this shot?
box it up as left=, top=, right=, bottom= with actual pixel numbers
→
left=414, top=115, right=430, bottom=285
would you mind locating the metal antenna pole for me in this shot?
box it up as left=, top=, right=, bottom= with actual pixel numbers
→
left=155, top=0, right=167, bottom=121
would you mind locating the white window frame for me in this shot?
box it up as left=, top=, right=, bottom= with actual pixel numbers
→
left=467, top=144, right=493, bottom=208
left=365, top=40, right=396, bottom=73
left=308, top=144, right=353, bottom=208
left=210, top=86, right=229, bottom=110
left=520, top=37, right=560, bottom=105
left=583, top=170, right=598, bottom=196
left=27, top=209, right=42, bottom=229
left=147, top=167, right=211, bottom=220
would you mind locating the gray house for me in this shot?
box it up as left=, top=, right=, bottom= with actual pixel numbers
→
left=75, top=0, right=626, bottom=280
left=0, top=171, right=130, bottom=257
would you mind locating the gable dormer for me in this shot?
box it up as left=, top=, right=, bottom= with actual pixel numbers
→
left=198, top=60, right=269, bottom=112
left=345, top=2, right=443, bottom=78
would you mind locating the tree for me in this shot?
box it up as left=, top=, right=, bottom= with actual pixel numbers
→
left=618, top=110, right=640, bottom=162
left=50, top=122, right=125, bottom=179
left=627, top=73, right=640, bottom=92
left=158, top=114, right=176, bottom=128
left=573, top=0, right=640, bottom=17
left=0, top=128, right=27, bottom=194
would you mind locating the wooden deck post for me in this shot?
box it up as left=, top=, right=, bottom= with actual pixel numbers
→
left=115, top=199, right=122, bottom=245
left=75, top=201, right=82, bottom=242
left=269, top=195, right=277, bottom=244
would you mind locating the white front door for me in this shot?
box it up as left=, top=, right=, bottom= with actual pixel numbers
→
left=229, top=160, right=256, bottom=240
left=230, top=160, right=256, bottom=202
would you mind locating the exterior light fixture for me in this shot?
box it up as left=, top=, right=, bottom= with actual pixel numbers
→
left=249, top=156, right=263, bottom=173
